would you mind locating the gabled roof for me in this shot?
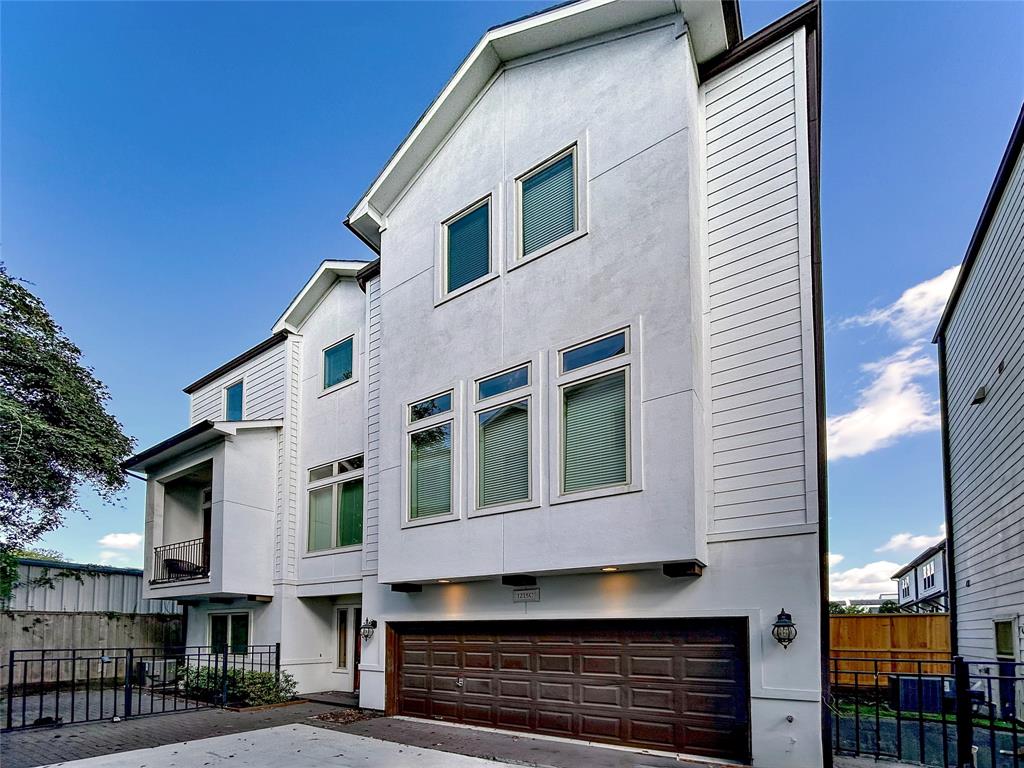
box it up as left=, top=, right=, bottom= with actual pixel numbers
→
left=345, top=0, right=741, bottom=252
left=891, top=540, right=946, bottom=580
left=934, top=103, right=1024, bottom=342
left=272, top=260, right=371, bottom=333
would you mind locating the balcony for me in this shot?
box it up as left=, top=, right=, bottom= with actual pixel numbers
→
left=152, top=538, right=209, bottom=583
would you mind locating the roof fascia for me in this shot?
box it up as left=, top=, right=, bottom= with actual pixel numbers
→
left=272, top=260, right=369, bottom=334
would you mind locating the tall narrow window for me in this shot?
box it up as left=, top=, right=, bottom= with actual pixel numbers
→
left=210, top=613, right=249, bottom=655
left=306, top=455, right=364, bottom=552
left=478, top=401, right=530, bottom=507
left=225, top=381, right=243, bottom=421
left=324, top=338, right=354, bottom=390
left=562, top=369, right=628, bottom=493
left=996, top=621, right=1015, bottom=658
left=445, top=200, right=490, bottom=294
left=410, top=423, right=452, bottom=518
left=337, top=609, right=348, bottom=669
left=520, top=149, right=576, bottom=257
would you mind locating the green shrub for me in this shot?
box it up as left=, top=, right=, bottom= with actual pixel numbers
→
left=178, top=666, right=297, bottom=707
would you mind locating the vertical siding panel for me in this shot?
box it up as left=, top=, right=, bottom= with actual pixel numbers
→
left=363, top=276, right=382, bottom=572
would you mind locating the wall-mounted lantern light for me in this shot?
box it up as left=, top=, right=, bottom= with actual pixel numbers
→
left=771, top=609, right=797, bottom=649
left=360, top=618, right=378, bottom=642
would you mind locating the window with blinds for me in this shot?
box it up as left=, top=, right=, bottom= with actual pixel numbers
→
left=520, top=149, right=576, bottom=257
left=308, top=486, right=334, bottom=551
left=478, top=400, right=530, bottom=507
left=410, top=423, right=452, bottom=518
left=562, top=369, right=628, bottom=493
left=445, top=200, right=490, bottom=294
left=337, top=478, right=363, bottom=547
left=307, top=456, right=364, bottom=551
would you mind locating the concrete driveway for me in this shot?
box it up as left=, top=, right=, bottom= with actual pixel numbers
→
left=42, top=724, right=525, bottom=767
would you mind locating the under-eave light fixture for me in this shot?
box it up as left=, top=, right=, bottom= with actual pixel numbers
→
left=600, top=567, right=618, bottom=572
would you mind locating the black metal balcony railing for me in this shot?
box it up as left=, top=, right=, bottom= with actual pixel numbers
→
left=152, top=538, right=209, bottom=583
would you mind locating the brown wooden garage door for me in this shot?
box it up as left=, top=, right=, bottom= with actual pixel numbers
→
left=392, top=618, right=750, bottom=762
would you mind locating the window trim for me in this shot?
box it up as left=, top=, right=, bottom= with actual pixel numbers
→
left=509, top=136, right=589, bottom=270
left=223, top=379, right=245, bottom=421
left=469, top=358, right=542, bottom=518
left=549, top=321, right=642, bottom=504
left=995, top=619, right=1016, bottom=659
left=303, top=455, right=365, bottom=557
left=922, top=560, right=936, bottom=592
left=321, top=334, right=358, bottom=395
left=436, top=191, right=501, bottom=306
left=207, top=611, right=251, bottom=656
left=402, top=385, right=462, bottom=528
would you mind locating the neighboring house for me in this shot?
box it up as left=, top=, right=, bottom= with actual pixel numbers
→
left=935, top=103, right=1024, bottom=663
left=125, top=1, right=826, bottom=764
left=891, top=541, right=948, bottom=614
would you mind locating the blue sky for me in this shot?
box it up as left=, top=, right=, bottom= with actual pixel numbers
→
left=3, top=1, right=1022, bottom=597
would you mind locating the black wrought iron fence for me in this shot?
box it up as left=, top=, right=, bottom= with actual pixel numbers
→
left=152, top=538, right=209, bottom=583
left=2, top=643, right=279, bottom=730
left=831, top=655, right=1024, bottom=768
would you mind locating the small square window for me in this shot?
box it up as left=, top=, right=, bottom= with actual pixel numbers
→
left=324, top=338, right=354, bottom=390
left=309, top=464, right=334, bottom=483
left=520, top=149, right=576, bottom=257
left=445, top=200, right=490, bottom=294
left=225, top=381, right=243, bottom=421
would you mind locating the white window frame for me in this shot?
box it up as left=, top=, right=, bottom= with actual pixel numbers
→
left=303, top=454, right=365, bottom=557
left=922, top=560, right=936, bottom=591
left=402, top=384, right=463, bottom=528
left=900, top=576, right=910, bottom=599
left=508, top=134, right=589, bottom=270
left=207, top=611, right=251, bottom=655
left=321, top=333, right=359, bottom=396
left=469, top=357, right=543, bottom=518
left=549, top=321, right=642, bottom=504
left=223, top=378, right=245, bottom=421
left=436, top=191, right=501, bottom=306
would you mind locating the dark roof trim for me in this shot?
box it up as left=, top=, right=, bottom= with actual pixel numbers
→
left=721, top=0, right=742, bottom=49
left=122, top=421, right=215, bottom=470
left=933, top=103, right=1024, bottom=342
left=698, top=0, right=817, bottom=83
left=356, top=258, right=381, bottom=293
left=892, top=540, right=947, bottom=579
left=344, top=216, right=381, bottom=255
left=17, top=557, right=144, bottom=577
left=183, top=331, right=288, bottom=394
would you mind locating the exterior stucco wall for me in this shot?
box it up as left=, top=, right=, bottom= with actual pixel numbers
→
left=376, top=19, right=704, bottom=584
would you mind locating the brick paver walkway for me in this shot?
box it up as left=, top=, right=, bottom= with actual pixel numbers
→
left=0, top=701, right=336, bottom=768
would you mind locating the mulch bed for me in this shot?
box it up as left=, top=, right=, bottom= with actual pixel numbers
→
left=311, top=708, right=381, bottom=725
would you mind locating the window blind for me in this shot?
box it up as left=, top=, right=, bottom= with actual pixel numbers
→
left=410, top=423, right=452, bottom=518
left=447, top=203, right=490, bottom=292
left=521, top=152, right=575, bottom=256
left=563, top=370, right=627, bottom=493
left=337, top=478, right=363, bottom=547
left=479, top=400, right=529, bottom=507
left=308, top=486, right=333, bottom=551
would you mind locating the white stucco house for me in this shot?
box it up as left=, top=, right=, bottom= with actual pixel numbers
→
left=936, top=103, right=1024, bottom=666
left=125, top=1, right=827, bottom=764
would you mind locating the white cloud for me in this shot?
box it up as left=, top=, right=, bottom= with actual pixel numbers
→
left=826, top=343, right=941, bottom=459
left=876, top=524, right=945, bottom=553
left=843, top=265, right=960, bottom=341
left=97, top=532, right=142, bottom=550
left=828, top=553, right=845, bottom=568
left=98, top=550, right=131, bottom=565
left=829, top=560, right=903, bottom=601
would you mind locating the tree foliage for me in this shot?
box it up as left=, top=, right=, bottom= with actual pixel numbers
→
left=829, top=601, right=867, bottom=615
left=0, top=264, right=133, bottom=595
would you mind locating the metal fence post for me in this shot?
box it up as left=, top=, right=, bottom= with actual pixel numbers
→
left=123, top=648, right=134, bottom=719
left=6, top=650, right=15, bottom=730
left=274, top=642, right=281, bottom=684
left=954, top=655, right=974, bottom=768
left=220, top=649, right=229, bottom=707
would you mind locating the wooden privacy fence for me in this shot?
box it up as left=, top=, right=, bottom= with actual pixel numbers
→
left=830, top=613, right=951, bottom=686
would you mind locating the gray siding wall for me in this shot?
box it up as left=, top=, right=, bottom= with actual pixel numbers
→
left=700, top=32, right=818, bottom=535
left=6, top=562, right=179, bottom=614
left=190, top=342, right=287, bottom=423
left=363, top=275, right=382, bottom=573
left=945, top=146, right=1024, bottom=660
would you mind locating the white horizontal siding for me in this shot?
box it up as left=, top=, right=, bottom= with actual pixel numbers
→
left=946, top=145, right=1024, bottom=659
left=189, top=342, right=287, bottom=424
left=702, top=33, right=814, bottom=534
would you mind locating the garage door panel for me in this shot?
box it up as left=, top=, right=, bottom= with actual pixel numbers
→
left=394, top=619, right=750, bottom=762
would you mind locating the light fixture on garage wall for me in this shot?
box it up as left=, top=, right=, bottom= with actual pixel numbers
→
left=360, top=618, right=378, bottom=642
left=771, top=609, right=797, bottom=649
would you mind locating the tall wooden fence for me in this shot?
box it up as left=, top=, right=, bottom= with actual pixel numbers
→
left=830, top=613, right=952, bottom=686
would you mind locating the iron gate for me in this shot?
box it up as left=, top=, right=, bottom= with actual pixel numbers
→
left=2, top=644, right=279, bottom=730
left=831, top=655, right=1024, bottom=767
